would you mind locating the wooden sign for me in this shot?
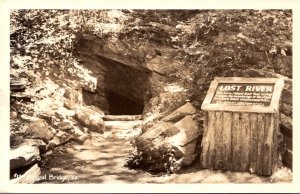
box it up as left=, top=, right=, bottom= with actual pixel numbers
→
left=201, top=77, right=285, bottom=176
left=202, top=77, right=284, bottom=113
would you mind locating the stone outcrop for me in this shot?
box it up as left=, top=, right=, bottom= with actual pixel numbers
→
left=131, top=102, right=201, bottom=173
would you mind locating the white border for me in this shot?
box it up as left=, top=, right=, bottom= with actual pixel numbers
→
left=1, top=0, right=299, bottom=193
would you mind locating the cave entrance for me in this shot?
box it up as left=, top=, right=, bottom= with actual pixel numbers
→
left=102, top=58, right=150, bottom=115
left=106, top=90, right=144, bottom=115
left=80, top=53, right=150, bottom=115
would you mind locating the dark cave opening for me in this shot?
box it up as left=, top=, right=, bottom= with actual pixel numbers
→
left=80, top=52, right=151, bottom=115
left=102, top=58, right=150, bottom=115
left=106, top=90, right=145, bottom=115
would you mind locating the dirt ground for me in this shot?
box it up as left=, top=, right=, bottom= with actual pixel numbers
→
left=36, top=122, right=292, bottom=184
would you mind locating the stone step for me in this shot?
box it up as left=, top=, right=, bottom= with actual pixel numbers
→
left=102, top=115, right=142, bottom=121
left=104, top=120, right=142, bottom=131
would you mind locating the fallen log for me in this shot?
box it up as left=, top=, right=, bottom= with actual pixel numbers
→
left=10, top=145, right=40, bottom=171
left=10, top=164, right=41, bottom=184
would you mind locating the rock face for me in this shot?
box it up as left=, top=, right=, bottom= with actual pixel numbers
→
left=131, top=102, right=201, bottom=173
left=75, top=36, right=151, bottom=115
left=75, top=106, right=105, bottom=133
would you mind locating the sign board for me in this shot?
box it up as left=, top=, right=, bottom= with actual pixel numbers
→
left=201, top=77, right=284, bottom=113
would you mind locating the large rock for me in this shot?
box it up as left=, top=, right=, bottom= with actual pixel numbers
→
left=137, top=121, right=175, bottom=143
left=75, top=106, right=105, bottom=133
left=167, top=115, right=201, bottom=146
left=141, top=112, right=163, bottom=133
left=24, top=119, right=54, bottom=142
left=10, top=145, right=40, bottom=171
left=165, top=115, right=201, bottom=168
left=134, top=114, right=201, bottom=173
left=163, top=102, right=196, bottom=122
left=141, top=101, right=195, bottom=133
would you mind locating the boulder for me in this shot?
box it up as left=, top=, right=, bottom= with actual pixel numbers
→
left=134, top=114, right=201, bottom=173
left=75, top=106, right=105, bottom=133
left=137, top=121, right=175, bottom=143
left=146, top=55, right=180, bottom=75
left=163, top=102, right=196, bottom=122
left=167, top=115, right=201, bottom=146
left=141, top=102, right=196, bottom=133
left=10, top=145, right=40, bottom=171
left=10, top=111, right=18, bottom=119
left=24, top=119, right=54, bottom=142
left=141, top=112, right=163, bottom=133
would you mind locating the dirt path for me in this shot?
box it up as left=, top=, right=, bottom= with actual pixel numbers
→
left=37, top=120, right=292, bottom=184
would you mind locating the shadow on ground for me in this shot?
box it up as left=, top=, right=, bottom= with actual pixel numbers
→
left=38, top=131, right=292, bottom=184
